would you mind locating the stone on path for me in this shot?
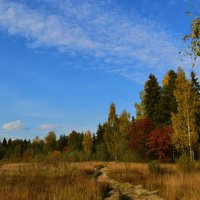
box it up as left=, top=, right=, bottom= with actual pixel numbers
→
left=96, top=166, right=165, bottom=200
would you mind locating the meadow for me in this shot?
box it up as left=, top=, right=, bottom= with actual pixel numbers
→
left=0, top=162, right=103, bottom=200
left=0, top=161, right=200, bottom=200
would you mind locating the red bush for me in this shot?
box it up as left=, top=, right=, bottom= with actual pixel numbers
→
left=146, top=126, right=173, bottom=161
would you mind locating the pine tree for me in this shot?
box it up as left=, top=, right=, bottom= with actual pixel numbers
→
left=143, top=74, right=161, bottom=124
left=172, top=67, right=198, bottom=161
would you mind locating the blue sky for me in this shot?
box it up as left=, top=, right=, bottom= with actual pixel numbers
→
left=0, top=0, right=198, bottom=139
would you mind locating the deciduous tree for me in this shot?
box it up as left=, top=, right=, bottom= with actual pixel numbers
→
left=82, top=130, right=93, bottom=158
left=104, top=103, right=119, bottom=160
left=147, top=126, right=173, bottom=161
left=44, top=131, right=56, bottom=153
left=128, top=117, right=153, bottom=158
left=172, top=68, right=198, bottom=161
left=134, top=91, right=146, bottom=120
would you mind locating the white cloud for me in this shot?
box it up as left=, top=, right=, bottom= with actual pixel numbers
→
left=2, top=120, right=24, bottom=131
left=0, top=0, right=193, bottom=81
left=39, top=124, right=61, bottom=131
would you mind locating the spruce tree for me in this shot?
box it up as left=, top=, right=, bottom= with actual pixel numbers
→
left=191, top=71, right=200, bottom=98
left=154, top=70, right=177, bottom=127
left=2, top=138, right=7, bottom=149
left=96, top=123, right=105, bottom=144
left=143, top=74, right=161, bottom=124
left=190, top=71, right=200, bottom=158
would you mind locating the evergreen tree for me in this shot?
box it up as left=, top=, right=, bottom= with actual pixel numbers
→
left=92, top=133, right=97, bottom=153
left=190, top=71, right=200, bottom=98
left=7, top=138, right=12, bottom=149
left=2, top=138, right=7, bottom=149
left=57, top=134, right=68, bottom=152
left=190, top=71, right=200, bottom=158
left=95, top=123, right=109, bottom=160
left=0, top=144, right=5, bottom=159
left=96, top=123, right=105, bottom=144
left=172, top=67, right=198, bottom=161
left=143, top=74, right=161, bottom=124
left=154, top=70, right=177, bottom=126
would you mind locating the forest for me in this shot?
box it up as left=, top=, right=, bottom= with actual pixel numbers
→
left=0, top=67, right=199, bottom=163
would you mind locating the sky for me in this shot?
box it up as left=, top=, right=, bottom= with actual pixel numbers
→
left=0, top=0, right=199, bottom=140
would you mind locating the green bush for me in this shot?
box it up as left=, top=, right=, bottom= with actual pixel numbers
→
left=94, top=143, right=110, bottom=161
left=148, top=160, right=162, bottom=174
left=177, top=154, right=195, bottom=173
left=47, top=151, right=62, bottom=163
left=119, top=150, right=143, bottom=162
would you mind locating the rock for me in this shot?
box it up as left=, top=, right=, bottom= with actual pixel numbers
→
left=105, top=190, right=121, bottom=200
left=95, top=166, right=165, bottom=200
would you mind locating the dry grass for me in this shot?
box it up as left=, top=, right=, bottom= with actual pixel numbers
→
left=0, top=162, right=102, bottom=200
left=107, top=162, right=200, bottom=200
left=162, top=172, right=200, bottom=200
left=1, top=161, right=200, bottom=200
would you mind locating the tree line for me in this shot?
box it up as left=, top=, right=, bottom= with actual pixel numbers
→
left=0, top=67, right=199, bottom=162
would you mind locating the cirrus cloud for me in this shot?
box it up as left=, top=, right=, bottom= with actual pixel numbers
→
left=0, top=0, right=194, bottom=81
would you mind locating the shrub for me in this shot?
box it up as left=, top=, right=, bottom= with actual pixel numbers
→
left=177, top=154, right=195, bottom=173
left=47, top=151, right=62, bottom=163
left=148, top=160, right=163, bottom=174
left=119, top=150, right=143, bottom=162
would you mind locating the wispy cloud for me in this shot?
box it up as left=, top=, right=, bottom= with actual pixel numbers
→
left=2, top=120, right=24, bottom=131
left=0, top=0, right=192, bottom=81
left=39, top=124, right=61, bottom=131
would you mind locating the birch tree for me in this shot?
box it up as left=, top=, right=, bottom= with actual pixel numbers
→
left=172, top=67, right=198, bottom=161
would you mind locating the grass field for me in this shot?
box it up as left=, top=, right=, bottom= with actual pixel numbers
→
left=0, top=161, right=200, bottom=200
left=0, top=162, right=103, bottom=200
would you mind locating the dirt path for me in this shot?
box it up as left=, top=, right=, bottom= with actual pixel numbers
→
left=97, top=167, right=165, bottom=200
